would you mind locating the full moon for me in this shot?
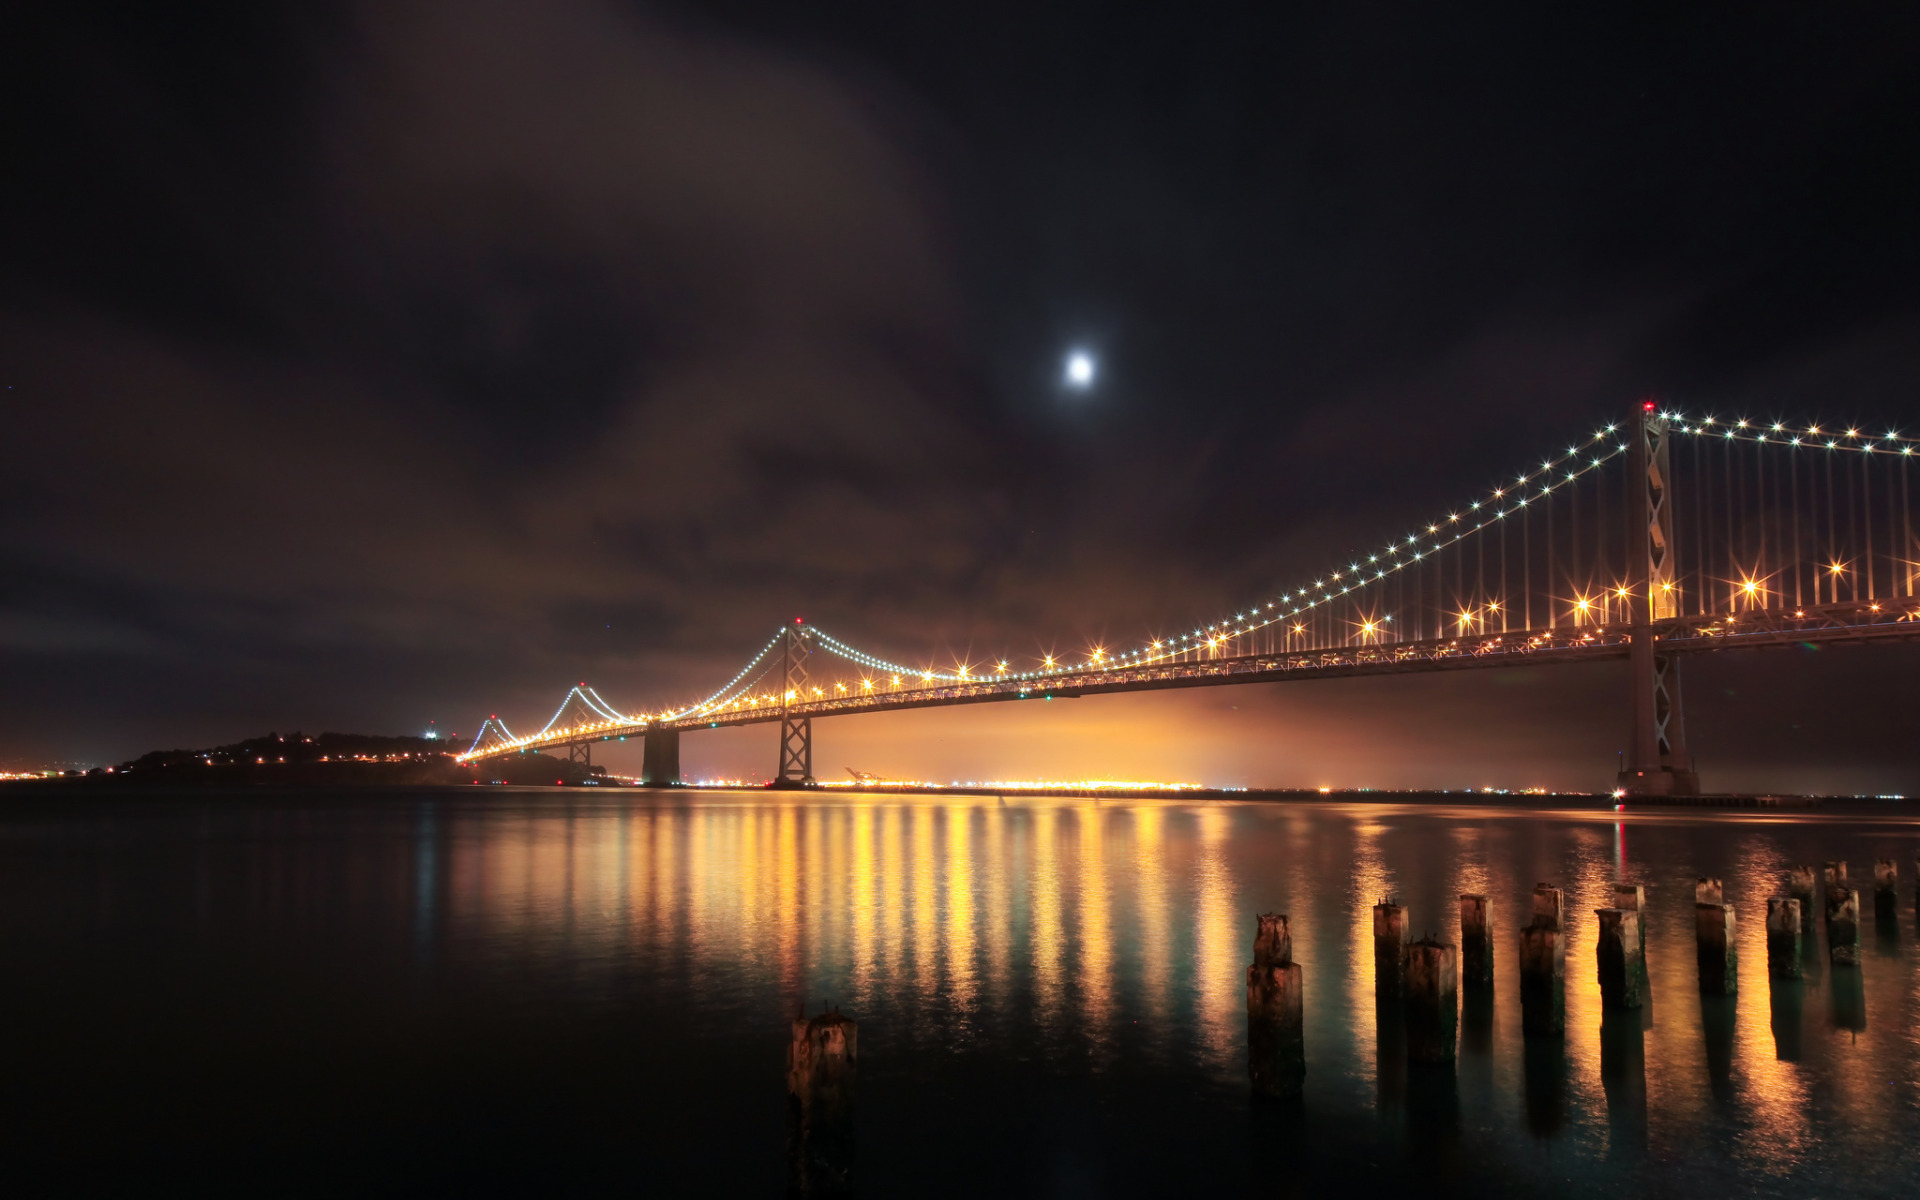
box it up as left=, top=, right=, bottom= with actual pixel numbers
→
left=1064, top=350, right=1096, bottom=389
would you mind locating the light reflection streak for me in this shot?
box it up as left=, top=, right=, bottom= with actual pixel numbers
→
left=1346, top=819, right=1393, bottom=1090
left=912, top=803, right=938, bottom=1003
left=1730, top=834, right=1812, bottom=1169
left=1192, top=804, right=1238, bottom=1075
left=851, top=804, right=878, bottom=1006
left=1077, top=803, right=1113, bottom=1043
left=1133, top=804, right=1172, bottom=1027
left=945, top=804, right=978, bottom=1015
left=1030, top=804, right=1065, bottom=1034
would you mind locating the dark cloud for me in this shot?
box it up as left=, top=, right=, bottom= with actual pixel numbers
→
left=3, top=1, right=1917, bottom=789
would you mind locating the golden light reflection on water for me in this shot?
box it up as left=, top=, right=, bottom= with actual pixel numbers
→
left=1133, top=804, right=1172, bottom=1026
left=1192, top=804, right=1241, bottom=1075
left=1077, top=803, right=1115, bottom=1042
left=851, top=804, right=878, bottom=1006
left=945, top=804, right=978, bottom=1015
left=432, top=794, right=1920, bottom=1186
left=1346, top=819, right=1393, bottom=1087
left=1030, top=804, right=1065, bottom=1032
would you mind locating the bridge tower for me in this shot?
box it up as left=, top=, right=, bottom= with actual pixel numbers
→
left=774, top=621, right=815, bottom=787
left=1621, top=401, right=1700, bottom=796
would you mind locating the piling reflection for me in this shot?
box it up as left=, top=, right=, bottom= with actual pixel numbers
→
left=1828, top=966, right=1867, bottom=1033
left=1598, top=1008, right=1646, bottom=1156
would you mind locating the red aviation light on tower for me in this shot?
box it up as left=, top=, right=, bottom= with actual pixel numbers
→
left=1642, top=400, right=1656, bottom=412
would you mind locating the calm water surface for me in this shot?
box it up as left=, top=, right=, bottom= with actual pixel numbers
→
left=2, top=789, right=1918, bottom=1195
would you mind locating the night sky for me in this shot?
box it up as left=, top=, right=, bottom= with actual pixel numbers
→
left=5, top=2, right=1918, bottom=791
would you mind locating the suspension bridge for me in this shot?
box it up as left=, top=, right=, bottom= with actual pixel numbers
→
left=460, top=403, right=1919, bottom=795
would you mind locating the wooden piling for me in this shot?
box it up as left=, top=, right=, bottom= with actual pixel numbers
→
left=1786, top=865, right=1815, bottom=905
left=787, top=1007, right=857, bottom=1197
left=1246, top=914, right=1305, bottom=1097
left=1612, top=882, right=1645, bottom=915
left=1696, top=902, right=1737, bottom=995
left=1373, top=901, right=1407, bottom=998
left=1765, top=897, right=1802, bottom=979
left=1694, top=877, right=1723, bottom=905
left=1519, top=925, right=1565, bottom=1035
left=1520, top=883, right=1566, bottom=1035
left=1531, top=883, right=1564, bottom=931
left=1826, top=886, right=1860, bottom=965
left=1595, top=908, right=1644, bottom=1010
left=1874, top=859, right=1898, bottom=922
left=1458, top=894, right=1493, bottom=987
left=1403, top=937, right=1458, bottom=1063
left=1823, top=861, right=1848, bottom=893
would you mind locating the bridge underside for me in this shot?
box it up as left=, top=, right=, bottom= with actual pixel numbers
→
left=462, top=600, right=1919, bottom=779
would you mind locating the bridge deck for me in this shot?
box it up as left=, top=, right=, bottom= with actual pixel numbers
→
left=464, top=600, right=1918, bottom=760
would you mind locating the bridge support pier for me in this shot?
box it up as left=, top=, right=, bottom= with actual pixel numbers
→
left=565, top=741, right=591, bottom=768
left=642, top=725, right=680, bottom=787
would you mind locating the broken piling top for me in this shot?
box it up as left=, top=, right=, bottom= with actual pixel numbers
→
left=1874, top=859, right=1898, bottom=893
left=1787, top=865, right=1816, bottom=897
left=1594, top=908, right=1645, bottom=1010
left=1765, top=896, right=1802, bottom=932
left=1694, top=877, right=1724, bottom=905
left=1404, top=938, right=1459, bottom=1008
left=1596, top=907, right=1642, bottom=951
left=1531, top=883, right=1565, bottom=930
left=1373, top=901, right=1407, bottom=942
left=1695, top=903, right=1738, bottom=995
left=1823, top=861, right=1848, bottom=890
left=1612, top=882, right=1645, bottom=913
left=1253, top=913, right=1293, bottom=969
left=1459, top=894, right=1491, bottom=935
left=788, top=1007, right=858, bottom=1099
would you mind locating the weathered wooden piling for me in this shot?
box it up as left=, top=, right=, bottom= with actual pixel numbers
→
left=1246, top=913, right=1305, bottom=1097
left=1373, top=901, right=1407, bottom=997
left=1458, top=894, right=1493, bottom=987
left=1823, top=861, right=1848, bottom=892
left=1694, top=877, right=1723, bottom=905
left=1826, top=886, right=1860, bottom=965
left=1786, top=865, right=1816, bottom=906
left=1595, top=908, right=1644, bottom=1009
left=1612, top=882, right=1645, bottom=915
left=1696, top=902, right=1737, bottom=994
left=1518, top=889, right=1566, bottom=1037
left=1765, top=896, right=1803, bottom=979
left=1404, top=937, right=1458, bottom=1064
left=1874, top=859, right=1898, bottom=922
left=1532, top=883, right=1564, bottom=931
left=787, top=1007, right=857, bottom=1197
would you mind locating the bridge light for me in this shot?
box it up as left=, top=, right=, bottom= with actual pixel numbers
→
left=862, top=678, right=874, bottom=690
left=996, top=661, right=1009, bottom=672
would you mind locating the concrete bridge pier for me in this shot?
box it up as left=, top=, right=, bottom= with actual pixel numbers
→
left=641, top=725, right=680, bottom=787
